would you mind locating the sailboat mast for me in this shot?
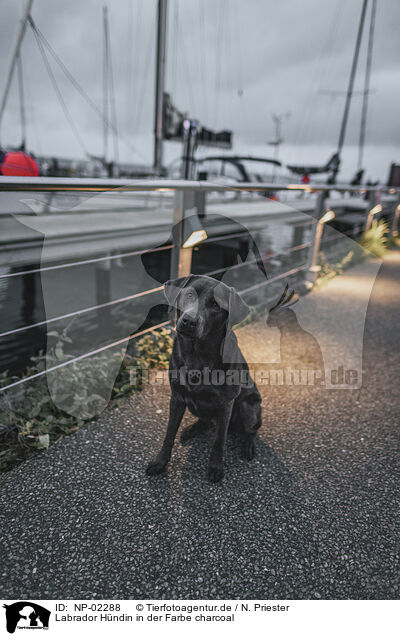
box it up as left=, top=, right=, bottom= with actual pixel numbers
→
left=103, top=6, right=109, bottom=164
left=332, top=0, right=368, bottom=183
left=17, top=55, right=27, bottom=151
left=358, top=0, right=377, bottom=171
left=0, top=0, right=33, bottom=143
left=153, top=0, right=168, bottom=175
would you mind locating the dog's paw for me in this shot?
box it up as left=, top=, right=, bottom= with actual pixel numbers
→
left=207, top=463, right=225, bottom=483
left=146, top=457, right=168, bottom=476
left=243, top=439, right=256, bottom=461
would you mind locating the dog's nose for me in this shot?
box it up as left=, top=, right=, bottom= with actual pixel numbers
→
left=182, top=313, right=197, bottom=328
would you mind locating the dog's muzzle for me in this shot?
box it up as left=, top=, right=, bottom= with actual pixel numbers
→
left=177, top=312, right=199, bottom=338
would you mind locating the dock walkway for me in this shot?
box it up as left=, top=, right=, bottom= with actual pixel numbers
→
left=0, top=249, right=399, bottom=599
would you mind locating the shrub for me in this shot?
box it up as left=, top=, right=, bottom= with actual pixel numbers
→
left=135, top=328, right=173, bottom=370
left=0, top=325, right=174, bottom=472
left=315, top=250, right=355, bottom=288
left=359, top=219, right=390, bottom=258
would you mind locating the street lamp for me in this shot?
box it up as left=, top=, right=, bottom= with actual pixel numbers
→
left=182, top=213, right=208, bottom=248
left=320, top=209, right=335, bottom=224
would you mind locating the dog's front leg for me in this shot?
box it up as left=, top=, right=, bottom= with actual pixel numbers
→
left=207, top=402, right=233, bottom=483
left=146, top=394, right=186, bottom=475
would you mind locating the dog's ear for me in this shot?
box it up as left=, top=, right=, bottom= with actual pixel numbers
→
left=214, top=283, right=249, bottom=326
left=228, top=286, right=250, bottom=326
left=216, top=285, right=250, bottom=364
left=164, top=275, right=194, bottom=307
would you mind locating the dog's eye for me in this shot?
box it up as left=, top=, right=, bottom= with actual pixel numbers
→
left=212, top=301, right=219, bottom=309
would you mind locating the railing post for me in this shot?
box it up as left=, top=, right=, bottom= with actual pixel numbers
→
left=195, top=189, right=206, bottom=220
left=170, top=190, right=195, bottom=281
left=391, top=193, right=400, bottom=237
left=96, top=256, right=111, bottom=330
left=364, top=189, right=377, bottom=231
left=305, top=192, right=328, bottom=289
left=291, top=222, right=305, bottom=249
left=21, top=268, right=37, bottom=327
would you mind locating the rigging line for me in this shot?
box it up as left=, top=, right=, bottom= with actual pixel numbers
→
left=199, top=0, right=207, bottom=121
left=125, top=0, right=134, bottom=125
left=187, top=1, right=203, bottom=112
left=30, top=22, right=89, bottom=156
left=225, top=1, right=235, bottom=129
left=214, top=0, right=224, bottom=127
left=233, top=0, right=246, bottom=137
left=170, top=0, right=178, bottom=96
left=230, top=0, right=238, bottom=135
left=293, top=0, right=342, bottom=153
left=174, top=8, right=195, bottom=114
left=28, top=16, right=147, bottom=162
left=293, top=0, right=341, bottom=151
left=336, top=0, right=369, bottom=159
left=29, top=18, right=105, bottom=130
left=135, top=11, right=155, bottom=137
left=0, top=0, right=33, bottom=143
left=17, top=54, right=27, bottom=149
left=309, top=2, right=344, bottom=153
left=23, top=54, right=42, bottom=154
left=222, top=0, right=229, bottom=128
left=132, top=0, right=144, bottom=127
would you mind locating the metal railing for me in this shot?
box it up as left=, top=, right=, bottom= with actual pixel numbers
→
left=0, top=177, right=398, bottom=398
left=0, top=175, right=397, bottom=194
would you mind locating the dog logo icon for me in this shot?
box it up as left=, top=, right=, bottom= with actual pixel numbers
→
left=3, top=602, right=50, bottom=633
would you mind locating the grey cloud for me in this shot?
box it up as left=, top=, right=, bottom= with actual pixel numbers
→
left=0, top=0, right=398, bottom=174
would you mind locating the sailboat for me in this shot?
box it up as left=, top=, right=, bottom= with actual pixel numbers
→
left=0, top=0, right=382, bottom=184
left=286, top=0, right=377, bottom=185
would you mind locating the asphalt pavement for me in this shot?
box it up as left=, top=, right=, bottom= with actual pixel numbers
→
left=0, top=250, right=399, bottom=600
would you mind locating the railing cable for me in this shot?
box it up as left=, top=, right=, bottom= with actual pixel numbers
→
left=0, top=321, right=170, bottom=394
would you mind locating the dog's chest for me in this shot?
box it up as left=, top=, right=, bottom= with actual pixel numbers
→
left=178, top=367, right=241, bottom=417
left=171, top=340, right=242, bottom=417
left=182, top=383, right=223, bottom=418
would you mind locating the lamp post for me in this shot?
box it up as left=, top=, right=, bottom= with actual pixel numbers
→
left=365, top=203, right=382, bottom=231
left=305, top=193, right=336, bottom=289
left=170, top=191, right=208, bottom=281
left=181, top=119, right=199, bottom=180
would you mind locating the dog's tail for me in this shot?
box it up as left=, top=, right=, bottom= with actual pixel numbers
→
left=269, top=283, right=299, bottom=313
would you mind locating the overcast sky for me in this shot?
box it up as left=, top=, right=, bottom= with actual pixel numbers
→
left=0, top=0, right=399, bottom=180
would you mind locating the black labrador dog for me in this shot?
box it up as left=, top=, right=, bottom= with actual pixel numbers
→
left=146, top=274, right=262, bottom=482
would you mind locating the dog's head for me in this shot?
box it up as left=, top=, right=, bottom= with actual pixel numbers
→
left=164, top=274, right=249, bottom=343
